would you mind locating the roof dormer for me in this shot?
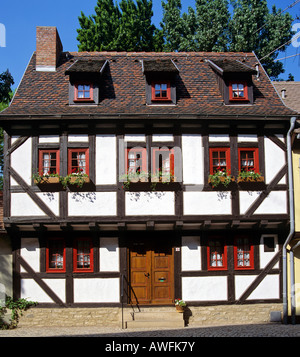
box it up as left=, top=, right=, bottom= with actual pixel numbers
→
left=65, top=58, right=108, bottom=105
left=142, top=59, right=179, bottom=105
left=207, top=59, right=257, bottom=105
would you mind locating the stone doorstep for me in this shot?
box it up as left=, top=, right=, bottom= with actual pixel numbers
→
left=125, top=309, right=185, bottom=329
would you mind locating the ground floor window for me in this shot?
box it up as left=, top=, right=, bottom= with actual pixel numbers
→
left=207, top=238, right=227, bottom=270
left=46, top=238, right=66, bottom=272
left=46, top=237, right=94, bottom=273
left=234, top=237, right=254, bottom=270
left=73, top=238, right=94, bottom=272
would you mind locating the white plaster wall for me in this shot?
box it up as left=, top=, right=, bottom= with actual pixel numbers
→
left=10, top=137, right=32, bottom=186
left=264, top=136, right=286, bottom=184
left=183, top=191, right=231, bottom=215
left=96, top=135, right=117, bottom=185
left=37, top=192, right=59, bottom=215
left=182, top=135, right=203, bottom=185
left=20, top=238, right=40, bottom=273
left=152, top=134, right=174, bottom=142
left=239, top=191, right=261, bottom=215
left=73, top=278, right=119, bottom=303
left=260, top=234, right=279, bottom=269
left=68, top=192, right=117, bottom=216
left=182, top=276, right=227, bottom=301
left=125, top=192, right=175, bottom=216
left=235, top=275, right=280, bottom=300
left=68, top=134, right=89, bottom=142
left=237, top=134, right=257, bottom=142
left=209, top=134, right=229, bottom=142
left=254, top=191, right=287, bottom=214
left=39, top=135, right=59, bottom=143
left=100, top=238, right=119, bottom=272
left=21, top=279, right=66, bottom=303
left=181, top=236, right=201, bottom=271
left=11, top=192, right=59, bottom=217
left=124, top=134, right=146, bottom=142
left=235, top=275, right=255, bottom=300
left=11, top=193, right=45, bottom=216
left=239, top=191, right=287, bottom=215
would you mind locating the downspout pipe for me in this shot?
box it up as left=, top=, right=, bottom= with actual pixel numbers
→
left=283, top=116, right=297, bottom=324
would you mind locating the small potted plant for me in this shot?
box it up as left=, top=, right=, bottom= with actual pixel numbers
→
left=208, top=169, right=234, bottom=188
left=175, top=299, right=186, bottom=312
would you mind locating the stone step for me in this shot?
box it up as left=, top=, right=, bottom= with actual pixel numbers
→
left=126, top=319, right=185, bottom=329
left=125, top=309, right=185, bottom=329
left=133, top=310, right=183, bottom=321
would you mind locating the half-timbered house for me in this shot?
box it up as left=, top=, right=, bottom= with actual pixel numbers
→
left=0, top=26, right=298, bottom=325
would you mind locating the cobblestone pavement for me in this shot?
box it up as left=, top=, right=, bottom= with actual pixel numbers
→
left=0, top=322, right=300, bottom=338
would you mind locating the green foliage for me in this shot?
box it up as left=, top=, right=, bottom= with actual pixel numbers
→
left=208, top=169, right=233, bottom=188
left=159, top=0, right=294, bottom=79
left=160, top=0, right=185, bottom=51
left=77, top=0, right=294, bottom=77
left=77, top=0, right=161, bottom=52
left=180, top=0, right=230, bottom=52
left=0, top=296, right=37, bottom=329
left=0, top=70, right=14, bottom=103
left=0, top=72, right=14, bottom=191
left=237, top=170, right=264, bottom=182
left=229, top=0, right=294, bottom=79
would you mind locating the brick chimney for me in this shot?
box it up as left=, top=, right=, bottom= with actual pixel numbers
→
left=36, top=26, right=63, bottom=72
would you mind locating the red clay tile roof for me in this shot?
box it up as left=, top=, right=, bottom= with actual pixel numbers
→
left=65, top=59, right=107, bottom=74
left=273, top=81, right=300, bottom=114
left=0, top=51, right=296, bottom=119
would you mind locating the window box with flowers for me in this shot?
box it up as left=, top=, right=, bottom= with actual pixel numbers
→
left=120, top=170, right=178, bottom=191
left=61, top=169, right=90, bottom=189
left=208, top=169, right=234, bottom=189
left=33, top=172, right=61, bottom=185
left=237, top=170, right=264, bottom=183
left=237, top=171, right=265, bottom=190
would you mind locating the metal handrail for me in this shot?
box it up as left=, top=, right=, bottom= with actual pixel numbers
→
left=121, top=274, right=140, bottom=329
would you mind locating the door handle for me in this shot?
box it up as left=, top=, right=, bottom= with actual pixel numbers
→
left=144, top=272, right=150, bottom=278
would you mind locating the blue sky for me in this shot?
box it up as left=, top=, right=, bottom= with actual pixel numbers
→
left=0, top=0, right=300, bottom=90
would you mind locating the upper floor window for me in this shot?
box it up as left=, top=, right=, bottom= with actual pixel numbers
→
left=151, top=81, right=171, bottom=101
left=68, top=148, right=89, bottom=175
left=238, top=148, right=259, bottom=172
left=46, top=238, right=66, bottom=273
left=207, top=239, right=227, bottom=271
left=126, top=148, right=147, bottom=174
left=209, top=147, right=230, bottom=174
left=39, top=149, right=60, bottom=175
left=234, top=237, right=254, bottom=270
left=74, top=83, right=93, bottom=102
left=152, top=147, right=174, bottom=180
left=73, top=238, right=94, bottom=273
left=229, top=81, right=248, bottom=101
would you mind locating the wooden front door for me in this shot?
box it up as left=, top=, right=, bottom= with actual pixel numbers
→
left=129, top=241, right=174, bottom=305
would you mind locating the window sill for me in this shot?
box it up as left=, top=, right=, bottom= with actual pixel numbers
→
left=147, top=103, right=176, bottom=107
left=73, top=99, right=95, bottom=103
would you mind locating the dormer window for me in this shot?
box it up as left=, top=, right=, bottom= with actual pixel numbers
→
left=65, top=59, right=108, bottom=105
left=74, top=83, right=93, bottom=102
left=229, top=81, right=248, bottom=101
left=142, top=59, right=179, bottom=105
left=207, top=59, right=256, bottom=105
left=152, top=81, right=171, bottom=101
